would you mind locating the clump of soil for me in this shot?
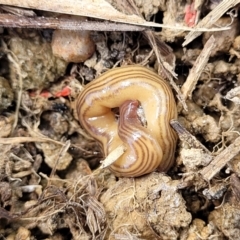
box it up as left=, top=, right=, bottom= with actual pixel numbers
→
left=0, top=1, right=240, bottom=240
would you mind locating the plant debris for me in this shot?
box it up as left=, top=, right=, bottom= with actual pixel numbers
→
left=0, top=0, right=240, bottom=239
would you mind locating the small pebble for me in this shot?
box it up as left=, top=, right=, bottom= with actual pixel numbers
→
left=51, top=16, right=95, bottom=63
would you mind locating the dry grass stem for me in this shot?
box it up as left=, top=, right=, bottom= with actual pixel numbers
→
left=1, top=41, right=23, bottom=135
left=0, top=14, right=147, bottom=32
left=200, top=136, right=240, bottom=181
left=49, top=140, right=71, bottom=180
left=0, top=5, right=36, bottom=16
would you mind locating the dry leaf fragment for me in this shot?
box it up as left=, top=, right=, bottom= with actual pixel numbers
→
left=0, top=0, right=146, bottom=24
left=0, top=0, right=231, bottom=31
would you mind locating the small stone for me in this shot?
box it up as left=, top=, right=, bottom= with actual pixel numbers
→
left=51, top=16, right=95, bottom=63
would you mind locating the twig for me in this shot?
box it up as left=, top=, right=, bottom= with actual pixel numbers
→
left=170, top=119, right=212, bottom=155
left=183, top=0, right=240, bottom=46
left=143, top=30, right=177, bottom=80
left=200, top=136, right=240, bottom=181
left=0, top=14, right=147, bottom=31
left=180, top=35, right=216, bottom=104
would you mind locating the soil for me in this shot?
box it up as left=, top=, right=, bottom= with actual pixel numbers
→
left=0, top=1, right=240, bottom=240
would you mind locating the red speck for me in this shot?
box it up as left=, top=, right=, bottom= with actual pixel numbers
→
left=54, top=86, right=71, bottom=97
left=184, top=3, right=197, bottom=27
